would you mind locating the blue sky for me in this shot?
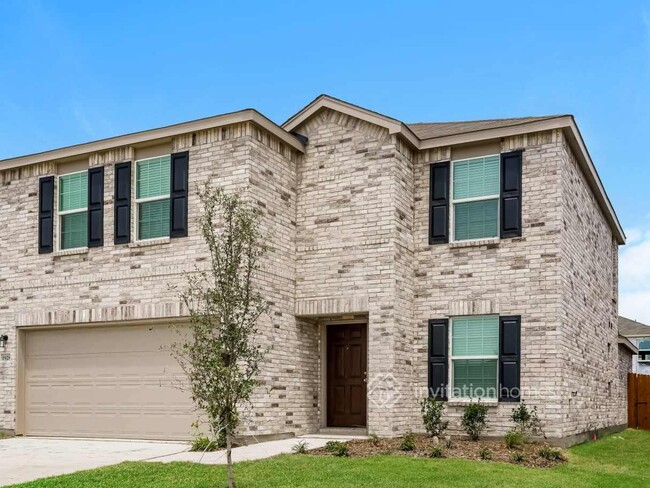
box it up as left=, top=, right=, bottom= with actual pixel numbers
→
left=1, top=0, right=649, bottom=321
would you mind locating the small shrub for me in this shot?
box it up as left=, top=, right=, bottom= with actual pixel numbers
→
left=511, top=451, right=525, bottom=463
left=368, top=433, right=381, bottom=446
left=504, top=430, right=525, bottom=449
left=461, top=401, right=489, bottom=441
left=292, top=440, right=309, bottom=454
left=190, top=435, right=219, bottom=452
left=445, top=437, right=453, bottom=449
left=429, top=447, right=444, bottom=458
left=400, top=431, right=416, bottom=451
left=421, top=397, right=449, bottom=437
left=511, top=402, right=543, bottom=438
left=479, top=447, right=492, bottom=460
left=324, top=441, right=349, bottom=457
left=538, top=447, right=563, bottom=461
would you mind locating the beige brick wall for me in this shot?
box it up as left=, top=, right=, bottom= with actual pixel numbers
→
left=412, top=130, right=566, bottom=439
left=558, top=134, right=624, bottom=436
left=0, top=107, right=624, bottom=443
left=293, top=109, right=413, bottom=435
left=0, top=121, right=320, bottom=437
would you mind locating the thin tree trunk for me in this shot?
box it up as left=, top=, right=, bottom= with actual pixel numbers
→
left=225, top=423, right=236, bottom=488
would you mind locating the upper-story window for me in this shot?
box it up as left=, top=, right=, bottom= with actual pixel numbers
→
left=428, top=151, right=522, bottom=245
left=58, top=171, right=88, bottom=250
left=135, top=155, right=171, bottom=241
left=451, top=155, right=500, bottom=242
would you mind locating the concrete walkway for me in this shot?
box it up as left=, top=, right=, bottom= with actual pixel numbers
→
left=150, top=434, right=365, bottom=464
left=0, top=434, right=364, bottom=486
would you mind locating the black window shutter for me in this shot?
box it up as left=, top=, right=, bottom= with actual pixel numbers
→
left=499, top=315, right=521, bottom=402
left=114, top=162, right=131, bottom=244
left=87, top=167, right=104, bottom=248
left=38, top=176, right=55, bottom=254
left=500, top=151, right=523, bottom=238
left=429, top=161, right=450, bottom=244
left=170, top=151, right=189, bottom=238
left=428, top=319, right=449, bottom=400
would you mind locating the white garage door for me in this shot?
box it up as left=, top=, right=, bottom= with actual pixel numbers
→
left=24, top=323, right=197, bottom=440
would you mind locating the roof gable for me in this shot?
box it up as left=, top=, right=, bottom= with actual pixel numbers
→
left=284, top=95, right=624, bottom=244
left=282, top=94, right=420, bottom=148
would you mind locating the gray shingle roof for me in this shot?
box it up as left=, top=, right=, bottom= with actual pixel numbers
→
left=619, top=316, right=650, bottom=337
left=407, top=115, right=567, bottom=140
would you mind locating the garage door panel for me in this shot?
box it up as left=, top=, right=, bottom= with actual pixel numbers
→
left=24, top=324, right=197, bottom=440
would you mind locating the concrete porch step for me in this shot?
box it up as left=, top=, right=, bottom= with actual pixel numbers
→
left=310, top=427, right=369, bottom=439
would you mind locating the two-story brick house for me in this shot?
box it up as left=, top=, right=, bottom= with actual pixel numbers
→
left=0, top=95, right=626, bottom=445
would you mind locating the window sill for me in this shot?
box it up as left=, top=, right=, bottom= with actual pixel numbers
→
left=53, top=247, right=89, bottom=257
left=447, top=398, right=499, bottom=407
left=128, top=237, right=171, bottom=248
left=449, top=237, right=500, bottom=249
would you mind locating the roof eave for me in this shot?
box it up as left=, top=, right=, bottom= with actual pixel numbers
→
left=0, top=109, right=305, bottom=171
left=618, top=335, right=640, bottom=354
left=417, top=116, right=625, bottom=244
left=620, top=332, right=650, bottom=338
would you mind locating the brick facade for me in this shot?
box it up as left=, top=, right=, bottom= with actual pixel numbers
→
left=0, top=98, right=625, bottom=444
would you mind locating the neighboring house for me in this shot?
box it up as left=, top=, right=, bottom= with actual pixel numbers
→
left=619, top=316, right=650, bottom=374
left=0, top=95, right=627, bottom=446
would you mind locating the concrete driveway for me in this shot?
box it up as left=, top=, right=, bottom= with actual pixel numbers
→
left=0, top=434, right=363, bottom=486
left=0, top=437, right=189, bottom=486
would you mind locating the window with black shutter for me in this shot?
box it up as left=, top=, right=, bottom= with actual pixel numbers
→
left=429, top=162, right=450, bottom=244
left=170, top=151, right=189, bottom=238
left=38, top=176, right=55, bottom=254
left=429, top=314, right=522, bottom=402
left=499, top=315, right=521, bottom=402
left=87, top=166, right=104, bottom=247
left=500, top=151, right=523, bottom=238
left=114, top=162, right=132, bottom=244
left=428, top=319, right=449, bottom=400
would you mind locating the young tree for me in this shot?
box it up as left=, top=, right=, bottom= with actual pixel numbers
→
left=173, top=184, right=268, bottom=488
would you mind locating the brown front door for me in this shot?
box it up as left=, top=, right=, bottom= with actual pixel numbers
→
left=327, top=323, right=367, bottom=427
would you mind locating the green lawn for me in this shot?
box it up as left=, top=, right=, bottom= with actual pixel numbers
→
left=12, top=429, right=650, bottom=488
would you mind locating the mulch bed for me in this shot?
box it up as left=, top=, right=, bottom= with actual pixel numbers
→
left=309, top=434, right=566, bottom=468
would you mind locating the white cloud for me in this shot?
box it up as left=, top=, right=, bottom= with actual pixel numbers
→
left=619, top=227, right=650, bottom=324
left=626, top=228, right=643, bottom=245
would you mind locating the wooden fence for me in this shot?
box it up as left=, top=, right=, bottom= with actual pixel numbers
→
left=628, top=373, right=650, bottom=429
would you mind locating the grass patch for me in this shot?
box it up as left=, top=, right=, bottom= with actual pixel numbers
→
left=10, top=429, right=650, bottom=487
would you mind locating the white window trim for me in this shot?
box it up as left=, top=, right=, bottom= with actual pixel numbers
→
left=57, top=170, right=89, bottom=252
left=134, top=155, right=171, bottom=243
left=450, top=154, right=501, bottom=243
left=448, top=316, right=499, bottom=400
left=638, top=350, right=650, bottom=363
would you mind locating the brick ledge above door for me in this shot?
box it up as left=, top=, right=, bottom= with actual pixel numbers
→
left=295, top=296, right=369, bottom=317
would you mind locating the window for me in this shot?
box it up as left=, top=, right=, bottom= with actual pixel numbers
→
left=58, top=171, right=88, bottom=250
left=451, top=155, right=500, bottom=241
left=136, top=155, right=171, bottom=240
left=450, top=316, right=499, bottom=399
left=639, top=339, right=650, bottom=363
